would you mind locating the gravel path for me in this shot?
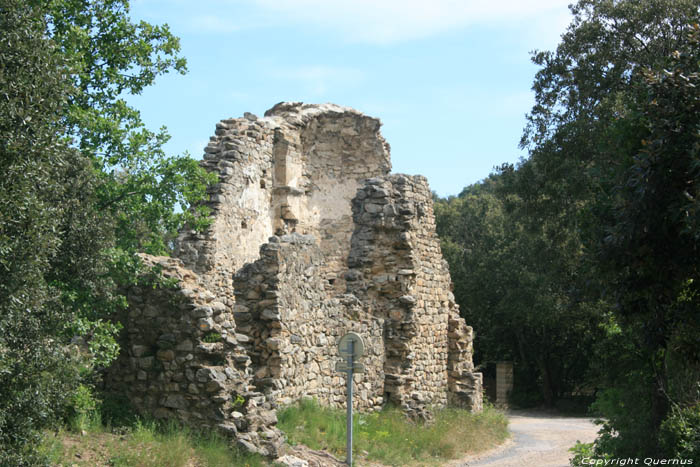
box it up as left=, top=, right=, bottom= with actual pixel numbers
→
left=451, top=410, right=599, bottom=467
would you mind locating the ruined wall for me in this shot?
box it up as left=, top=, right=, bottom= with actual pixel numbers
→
left=108, top=102, right=482, bottom=457
left=174, top=103, right=391, bottom=299
left=174, top=114, right=276, bottom=298
left=232, top=234, right=386, bottom=410
left=105, top=255, right=284, bottom=457
left=346, top=175, right=482, bottom=414
left=295, top=107, right=391, bottom=293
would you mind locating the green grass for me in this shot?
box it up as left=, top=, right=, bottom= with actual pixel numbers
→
left=39, top=388, right=270, bottom=466
left=277, top=399, right=510, bottom=466
left=41, top=416, right=270, bottom=467
left=42, top=390, right=508, bottom=466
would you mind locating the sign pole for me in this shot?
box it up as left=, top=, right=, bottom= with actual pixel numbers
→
left=346, top=339, right=354, bottom=466
left=336, top=332, right=364, bottom=466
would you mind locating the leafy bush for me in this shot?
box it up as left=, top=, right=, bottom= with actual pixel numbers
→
left=589, top=382, right=655, bottom=457
left=68, top=384, right=102, bottom=432
left=659, top=404, right=700, bottom=462
left=570, top=441, right=601, bottom=466
left=0, top=1, right=85, bottom=463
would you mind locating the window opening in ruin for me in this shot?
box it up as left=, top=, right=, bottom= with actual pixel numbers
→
left=241, top=220, right=247, bottom=229
left=260, top=180, right=266, bottom=189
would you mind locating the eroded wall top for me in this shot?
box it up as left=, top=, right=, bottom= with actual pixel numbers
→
left=175, top=102, right=391, bottom=295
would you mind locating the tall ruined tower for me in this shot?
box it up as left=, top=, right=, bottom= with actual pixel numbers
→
left=106, top=103, right=482, bottom=456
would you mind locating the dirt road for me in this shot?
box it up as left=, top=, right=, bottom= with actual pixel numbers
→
left=452, top=410, right=599, bottom=467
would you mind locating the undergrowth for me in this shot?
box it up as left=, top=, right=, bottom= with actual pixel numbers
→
left=40, top=391, right=269, bottom=467
left=277, top=398, right=509, bottom=466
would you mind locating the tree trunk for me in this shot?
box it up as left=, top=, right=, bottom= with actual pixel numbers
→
left=537, top=357, right=555, bottom=407
left=650, top=348, right=670, bottom=456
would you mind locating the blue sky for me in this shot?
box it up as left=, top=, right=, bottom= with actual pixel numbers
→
left=129, top=0, right=573, bottom=197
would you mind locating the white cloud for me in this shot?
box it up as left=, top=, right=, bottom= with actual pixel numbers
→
left=250, top=0, right=571, bottom=44
left=189, top=14, right=241, bottom=33
left=273, top=65, right=365, bottom=96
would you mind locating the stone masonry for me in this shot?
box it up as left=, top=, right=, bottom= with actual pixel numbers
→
left=105, top=102, right=482, bottom=456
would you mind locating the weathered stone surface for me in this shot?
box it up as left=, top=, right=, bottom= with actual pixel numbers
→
left=105, top=102, right=482, bottom=458
left=276, top=455, right=309, bottom=467
left=104, top=254, right=283, bottom=457
left=162, top=395, right=187, bottom=409
left=132, top=344, right=148, bottom=357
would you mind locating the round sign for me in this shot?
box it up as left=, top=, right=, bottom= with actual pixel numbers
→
left=338, top=332, right=365, bottom=359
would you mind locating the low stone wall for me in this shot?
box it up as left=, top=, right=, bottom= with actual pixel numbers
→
left=104, top=254, right=284, bottom=457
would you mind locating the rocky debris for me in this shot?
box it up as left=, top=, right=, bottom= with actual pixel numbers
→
left=275, top=455, right=309, bottom=467
left=280, top=445, right=345, bottom=467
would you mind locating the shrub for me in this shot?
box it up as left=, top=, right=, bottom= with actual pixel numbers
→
left=659, top=404, right=700, bottom=462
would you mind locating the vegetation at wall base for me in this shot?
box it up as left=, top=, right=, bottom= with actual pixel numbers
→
left=277, top=398, right=509, bottom=466
left=34, top=389, right=268, bottom=467
left=40, top=418, right=270, bottom=467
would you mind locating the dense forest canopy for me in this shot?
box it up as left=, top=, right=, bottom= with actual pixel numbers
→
left=436, top=0, right=700, bottom=459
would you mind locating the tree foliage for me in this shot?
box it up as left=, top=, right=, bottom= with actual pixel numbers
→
left=0, top=0, right=215, bottom=462
left=523, top=0, right=700, bottom=456
left=593, top=18, right=700, bottom=458
left=435, top=174, right=603, bottom=407
left=44, top=0, right=215, bottom=255
left=0, top=1, right=90, bottom=462
left=438, top=0, right=699, bottom=457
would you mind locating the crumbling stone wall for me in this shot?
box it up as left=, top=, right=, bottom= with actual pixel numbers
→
left=296, top=107, right=391, bottom=293
left=346, top=175, right=482, bottom=415
left=174, top=103, right=391, bottom=298
left=105, top=255, right=284, bottom=456
left=232, top=234, right=386, bottom=410
left=107, top=102, right=482, bottom=456
left=174, top=114, right=275, bottom=297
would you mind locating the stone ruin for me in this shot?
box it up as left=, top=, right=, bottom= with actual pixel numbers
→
left=104, top=102, right=483, bottom=457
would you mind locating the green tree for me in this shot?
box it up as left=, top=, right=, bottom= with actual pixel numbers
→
left=519, top=0, right=700, bottom=456
left=435, top=175, right=603, bottom=407
left=45, top=0, right=215, bottom=255
left=0, top=1, right=94, bottom=462
left=594, top=22, right=700, bottom=458
left=1, top=1, right=216, bottom=462
left=36, top=0, right=217, bottom=363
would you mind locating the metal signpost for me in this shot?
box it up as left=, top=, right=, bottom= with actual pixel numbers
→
left=336, top=332, right=365, bottom=466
